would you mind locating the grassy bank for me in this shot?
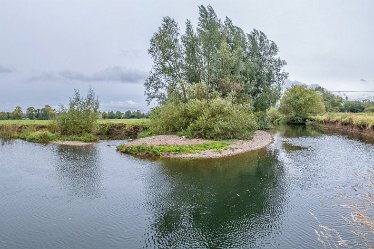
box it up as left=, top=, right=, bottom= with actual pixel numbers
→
left=117, top=141, right=230, bottom=157
left=0, top=119, right=149, bottom=143
left=312, top=113, right=374, bottom=130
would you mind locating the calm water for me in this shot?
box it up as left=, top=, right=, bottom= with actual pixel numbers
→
left=1, top=126, right=374, bottom=248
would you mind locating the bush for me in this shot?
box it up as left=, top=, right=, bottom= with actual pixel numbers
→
left=26, top=131, right=56, bottom=143
left=364, top=106, right=374, bottom=113
left=279, top=86, right=325, bottom=124
left=150, top=97, right=258, bottom=139
left=56, top=89, right=99, bottom=135
left=267, top=107, right=284, bottom=125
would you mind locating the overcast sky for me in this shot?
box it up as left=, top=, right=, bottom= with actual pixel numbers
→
left=1, top=0, right=373, bottom=111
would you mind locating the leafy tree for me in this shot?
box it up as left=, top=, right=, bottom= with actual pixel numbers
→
left=11, top=106, right=23, bottom=120
left=56, top=89, right=99, bottom=135
left=341, top=101, right=365, bottom=113
left=145, top=16, right=184, bottom=104
left=279, top=86, right=325, bottom=124
left=26, top=107, right=36, bottom=120
left=39, top=105, right=55, bottom=120
left=145, top=5, right=287, bottom=111
left=313, top=86, right=344, bottom=112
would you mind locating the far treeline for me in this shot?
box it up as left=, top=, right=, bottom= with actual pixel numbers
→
left=0, top=106, right=148, bottom=120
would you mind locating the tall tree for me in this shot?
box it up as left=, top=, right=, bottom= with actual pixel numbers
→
left=182, top=20, right=202, bottom=84
left=145, top=17, right=184, bottom=104
left=12, top=106, right=23, bottom=120
left=245, top=29, right=288, bottom=111
left=26, top=107, right=36, bottom=120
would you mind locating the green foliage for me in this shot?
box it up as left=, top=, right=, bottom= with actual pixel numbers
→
left=11, top=106, right=23, bottom=120
left=145, top=5, right=288, bottom=112
left=341, top=101, right=365, bottom=113
left=364, top=106, right=374, bottom=113
left=118, top=141, right=230, bottom=157
left=313, top=86, right=344, bottom=112
left=149, top=93, right=257, bottom=139
left=280, top=86, right=325, bottom=124
left=267, top=107, right=284, bottom=125
left=26, top=131, right=56, bottom=143
left=56, top=89, right=99, bottom=135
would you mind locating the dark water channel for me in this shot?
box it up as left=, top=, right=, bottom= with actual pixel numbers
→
left=1, top=126, right=374, bottom=248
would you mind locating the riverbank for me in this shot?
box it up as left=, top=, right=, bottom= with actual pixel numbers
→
left=312, top=113, right=374, bottom=137
left=0, top=119, right=149, bottom=143
left=118, top=130, right=273, bottom=159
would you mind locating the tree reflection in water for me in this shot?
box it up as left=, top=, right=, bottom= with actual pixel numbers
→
left=54, top=145, right=102, bottom=198
left=144, top=149, right=286, bottom=248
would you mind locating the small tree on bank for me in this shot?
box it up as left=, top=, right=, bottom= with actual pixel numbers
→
left=56, top=89, right=99, bottom=135
left=279, top=86, right=325, bottom=124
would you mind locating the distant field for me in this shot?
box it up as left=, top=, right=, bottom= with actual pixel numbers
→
left=0, top=119, right=150, bottom=126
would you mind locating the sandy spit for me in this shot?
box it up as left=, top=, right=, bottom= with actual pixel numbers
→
left=123, top=130, right=273, bottom=159
left=52, top=141, right=95, bottom=146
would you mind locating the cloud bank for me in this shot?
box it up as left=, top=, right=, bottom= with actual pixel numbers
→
left=0, top=65, right=13, bottom=73
left=30, top=66, right=147, bottom=83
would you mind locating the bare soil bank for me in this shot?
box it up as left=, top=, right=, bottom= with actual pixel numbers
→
left=123, top=130, right=273, bottom=159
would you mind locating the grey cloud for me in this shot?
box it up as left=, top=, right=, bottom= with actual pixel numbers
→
left=360, top=78, right=367, bottom=82
left=30, top=66, right=147, bottom=83
left=0, top=65, right=13, bottom=73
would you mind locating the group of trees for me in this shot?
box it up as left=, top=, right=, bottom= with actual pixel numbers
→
left=101, top=110, right=147, bottom=119
left=145, top=5, right=288, bottom=138
left=276, top=84, right=374, bottom=124
left=0, top=105, right=55, bottom=120
left=145, top=5, right=288, bottom=112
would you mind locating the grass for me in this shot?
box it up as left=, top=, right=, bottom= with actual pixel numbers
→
left=117, top=141, right=231, bottom=157
left=0, top=118, right=149, bottom=126
left=0, top=119, right=149, bottom=143
left=312, top=112, right=374, bottom=130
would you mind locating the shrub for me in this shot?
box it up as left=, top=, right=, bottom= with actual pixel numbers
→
left=364, top=106, right=374, bottom=113
left=150, top=97, right=258, bottom=140
left=279, top=86, right=325, bottom=124
left=26, top=131, right=56, bottom=143
left=267, top=107, right=284, bottom=125
left=56, top=89, right=99, bottom=135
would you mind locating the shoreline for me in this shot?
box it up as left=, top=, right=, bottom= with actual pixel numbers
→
left=120, top=130, right=273, bottom=159
left=52, top=141, right=95, bottom=146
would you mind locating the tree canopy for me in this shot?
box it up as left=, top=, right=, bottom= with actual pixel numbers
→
left=145, top=5, right=288, bottom=111
left=279, top=86, right=325, bottom=124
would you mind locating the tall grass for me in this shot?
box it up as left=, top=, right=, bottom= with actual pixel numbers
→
left=313, top=113, right=374, bottom=130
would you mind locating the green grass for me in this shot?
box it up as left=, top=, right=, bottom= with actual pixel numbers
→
left=118, top=141, right=231, bottom=157
left=312, top=112, right=374, bottom=129
left=0, top=118, right=149, bottom=126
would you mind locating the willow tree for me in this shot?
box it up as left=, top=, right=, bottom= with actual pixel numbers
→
left=145, top=5, right=288, bottom=111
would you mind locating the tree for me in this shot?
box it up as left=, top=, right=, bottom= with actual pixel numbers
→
left=56, top=88, right=99, bottom=135
left=26, top=107, right=36, bottom=120
left=144, top=5, right=288, bottom=111
left=313, top=86, right=343, bottom=112
left=11, top=106, right=23, bottom=120
left=145, top=16, right=184, bottom=104
left=279, top=86, right=325, bottom=124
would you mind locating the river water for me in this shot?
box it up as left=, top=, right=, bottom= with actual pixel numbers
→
left=0, top=126, right=373, bottom=248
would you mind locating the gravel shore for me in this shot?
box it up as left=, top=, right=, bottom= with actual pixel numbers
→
left=123, top=130, right=273, bottom=159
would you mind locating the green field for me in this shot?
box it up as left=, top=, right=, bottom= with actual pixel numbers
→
left=0, top=119, right=150, bottom=126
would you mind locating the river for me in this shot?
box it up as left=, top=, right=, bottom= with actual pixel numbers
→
left=0, top=126, right=373, bottom=248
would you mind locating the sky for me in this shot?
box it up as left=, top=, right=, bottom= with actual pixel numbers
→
left=1, top=0, right=374, bottom=111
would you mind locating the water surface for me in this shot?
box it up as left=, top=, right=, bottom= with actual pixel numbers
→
left=1, top=126, right=373, bottom=248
